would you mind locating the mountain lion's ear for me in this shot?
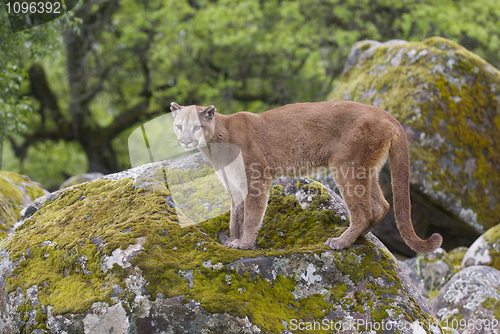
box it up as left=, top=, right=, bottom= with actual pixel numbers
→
left=170, top=102, right=183, bottom=118
left=202, top=105, right=216, bottom=120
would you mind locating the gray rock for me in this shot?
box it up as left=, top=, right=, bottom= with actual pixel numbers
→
left=422, top=260, right=451, bottom=291
left=432, top=266, right=500, bottom=334
left=399, top=259, right=427, bottom=298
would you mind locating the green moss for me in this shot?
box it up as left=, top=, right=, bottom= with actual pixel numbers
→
left=0, top=171, right=46, bottom=238
left=331, top=282, right=349, bottom=300
left=186, top=270, right=333, bottom=332
left=329, top=36, right=500, bottom=231
left=165, top=165, right=228, bottom=226
left=448, top=247, right=468, bottom=272
left=0, top=192, right=17, bottom=239
left=35, top=306, right=48, bottom=330
left=482, top=295, right=500, bottom=319
left=254, top=181, right=347, bottom=250
left=370, top=304, right=398, bottom=324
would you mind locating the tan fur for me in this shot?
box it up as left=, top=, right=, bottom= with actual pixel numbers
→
left=170, top=101, right=443, bottom=254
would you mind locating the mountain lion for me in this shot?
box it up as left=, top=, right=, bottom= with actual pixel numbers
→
left=170, top=101, right=442, bottom=254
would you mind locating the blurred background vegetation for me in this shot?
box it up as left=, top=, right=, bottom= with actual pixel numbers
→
left=1, top=0, right=500, bottom=191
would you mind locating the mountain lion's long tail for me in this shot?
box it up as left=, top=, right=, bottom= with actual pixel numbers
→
left=389, top=127, right=443, bottom=254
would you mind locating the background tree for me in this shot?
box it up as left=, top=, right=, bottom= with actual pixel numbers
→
left=0, top=11, right=56, bottom=169
left=4, top=0, right=500, bottom=190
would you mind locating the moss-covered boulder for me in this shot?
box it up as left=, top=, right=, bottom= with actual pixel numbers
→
left=461, top=224, right=500, bottom=271
left=329, top=37, right=500, bottom=255
left=0, top=155, right=446, bottom=333
left=431, top=266, right=500, bottom=332
left=0, top=171, right=48, bottom=239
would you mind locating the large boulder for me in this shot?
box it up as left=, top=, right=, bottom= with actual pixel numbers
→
left=0, top=154, right=445, bottom=333
left=461, top=224, right=500, bottom=270
left=329, top=37, right=500, bottom=255
left=0, top=171, right=48, bottom=238
left=431, top=266, right=500, bottom=333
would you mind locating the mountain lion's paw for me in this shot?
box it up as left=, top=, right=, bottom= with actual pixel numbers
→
left=227, top=239, right=243, bottom=249
left=324, top=238, right=349, bottom=250
left=227, top=239, right=254, bottom=250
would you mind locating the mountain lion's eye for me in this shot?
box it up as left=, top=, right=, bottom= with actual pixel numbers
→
left=176, top=125, right=182, bottom=130
left=193, top=125, right=201, bottom=131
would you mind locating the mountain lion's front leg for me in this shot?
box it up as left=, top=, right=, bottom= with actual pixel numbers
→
left=229, top=199, right=244, bottom=241
left=227, top=179, right=271, bottom=250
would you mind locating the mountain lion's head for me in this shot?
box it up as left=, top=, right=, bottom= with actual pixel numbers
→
left=170, top=102, right=216, bottom=150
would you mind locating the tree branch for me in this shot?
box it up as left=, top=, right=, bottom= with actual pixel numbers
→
left=103, top=101, right=160, bottom=143
left=28, top=63, right=65, bottom=127
left=8, top=121, right=72, bottom=162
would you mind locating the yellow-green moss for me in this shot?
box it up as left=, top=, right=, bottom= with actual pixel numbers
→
left=331, top=282, right=349, bottom=300
left=0, top=171, right=46, bottom=238
left=329, top=36, right=500, bottom=231
left=482, top=295, right=500, bottom=320
left=255, top=181, right=347, bottom=250
left=166, top=165, right=229, bottom=226
left=0, top=175, right=440, bottom=333
left=0, top=192, right=17, bottom=239
left=448, top=247, right=468, bottom=272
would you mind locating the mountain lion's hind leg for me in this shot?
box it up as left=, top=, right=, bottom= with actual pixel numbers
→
left=325, top=172, right=373, bottom=250
left=362, top=175, right=390, bottom=235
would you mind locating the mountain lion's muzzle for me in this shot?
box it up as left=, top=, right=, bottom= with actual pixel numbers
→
left=178, top=137, right=199, bottom=150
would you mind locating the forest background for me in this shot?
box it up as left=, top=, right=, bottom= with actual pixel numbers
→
left=1, top=0, right=500, bottom=191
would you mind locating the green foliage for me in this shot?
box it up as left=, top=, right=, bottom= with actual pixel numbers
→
left=74, top=0, right=500, bottom=154
left=398, top=0, right=500, bottom=64
left=0, top=12, right=32, bottom=168
left=4, top=0, right=500, bottom=188
left=0, top=5, right=78, bottom=169
left=21, top=140, right=88, bottom=191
